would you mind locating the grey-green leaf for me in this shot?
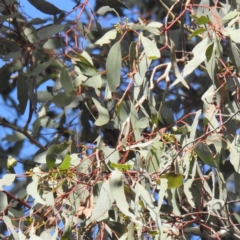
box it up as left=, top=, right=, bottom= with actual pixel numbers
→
left=106, top=41, right=122, bottom=92
left=0, top=174, right=16, bottom=191
left=91, top=180, right=111, bottom=222
left=136, top=117, right=149, bottom=129
left=60, top=67, right=74, bottom=96
left=37, top=24, right=64, bottom=40
left=140, top=34, right=160, bottom=60
left=17, top=73, right=28, bottom=115
left=52, top=92, right=73, bottom=108
left=28, top=0, right=63, bottom=15
left=92, top=97, right=110, bottom=126
left=3, top=216, right=19, bottom=240
left=0, top=191, right=8, bottom=212
left=95, top=29, right=117, bottom=46
left=194, top=142, right=217, bottom=167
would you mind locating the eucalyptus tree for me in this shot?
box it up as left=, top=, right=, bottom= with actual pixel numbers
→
left=0, top=0, right=240, bottom=239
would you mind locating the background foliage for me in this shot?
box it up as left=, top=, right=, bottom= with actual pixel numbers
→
left=1, top=0, right=240, bottom=239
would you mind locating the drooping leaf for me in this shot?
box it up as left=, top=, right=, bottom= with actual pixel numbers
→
left=196, top=15, right=210, bottom=25
left=91, top=180, right=112, bottom=222
left=205, top=42, right=214, bottom=61
left=110, top=170, right=142, bottom=225
left=26, top=175, right=46, bottom=205
left=160, top=173, right=183, bottom=189
left=183, top=179, right=195, bottom=208
left=95, top=29, right=118, bottom=46
left=97, top=6, right=116, bottom=15
left=169, top=39, right=189, bottom=88
left=194, top=142, right=217, bottom=167
left=52, top=92, right=73, bottom=107
left=228, top=29, right=240, bottom=43
left=46, top=142, right=69, bottom=169
left=135, top=117, right=149, bottom=129
left=91, top=97, right=110, bottom=126
left=110, top=163, right=132, bottom=171
left=0, top=191, right=8, bottom=212
left=24, top=61, right=53, bottom=77
left=229, top=41, right=240, bottom=73
left=172, top=37, right=209, bottom=87
left=3, top=216, right=19, bottom=240
left=60, top=67, right=74, bottom=96
left=140, top=34, right=160, bottom=60
left=188, top=28, right=207, bottom=39
left=2, top=132, right=26, bottom=142
left=221, top=11, right=238, bottom=24
left=0, top=13, right=20, bottom=23
left=28, top=0, right=63, bottom=15
left=37, top=24, right=64, bottom=40
left=0, top=174, right=16, bottom=190
left=230, top=141, right=240, bottom=174
left=106, top=41, right=122, bottom=92
left=17, top=73, right=28, bottom=114
left=58, top=154, right=71, bottom=170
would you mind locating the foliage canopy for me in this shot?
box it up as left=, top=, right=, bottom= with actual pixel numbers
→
left=1, top=0, right=240, bottom=239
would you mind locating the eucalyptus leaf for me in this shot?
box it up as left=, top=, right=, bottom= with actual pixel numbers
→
left=92, top=97, right=110, bottom=126
left=60, top=67, right=74, bottom=96
left=28, top=0, right=63, bottom=15
left=106, top=41, right=122, bottom=92
left=140, top=34, right=160, bottom=60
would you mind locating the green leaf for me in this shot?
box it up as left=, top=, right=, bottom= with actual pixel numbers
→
left=110, top=163, right=132, bottom=171
left=196, top=15, right=210, bottom=25
left=106, top=41, right=122, bottom=92
left=46, top=142, right=69, bottom=169
left=47, top=145, right=59, bottom=169
left=58, top=154, right=71, bottom=170
left=52, top=92, right=73, bottom=107
left=60, top=67, right=74, bottom=96
left=188, top=28, right=206, bottom=39
left=205, top=42, right=214, bottom=62
left=129, top=41, right=137, bottom=64
left=140, top=34, right=160, bottom=60
left=28, top=0, right=63, bottom=15
left=160, top=173, right=183, bottom=189
left=95, top=29, right=118, bottom=46
left=92, top=97, right=110, bottom=126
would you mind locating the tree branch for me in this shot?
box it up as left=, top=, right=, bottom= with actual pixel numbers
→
left=0, top=117, right=47, bottom=151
